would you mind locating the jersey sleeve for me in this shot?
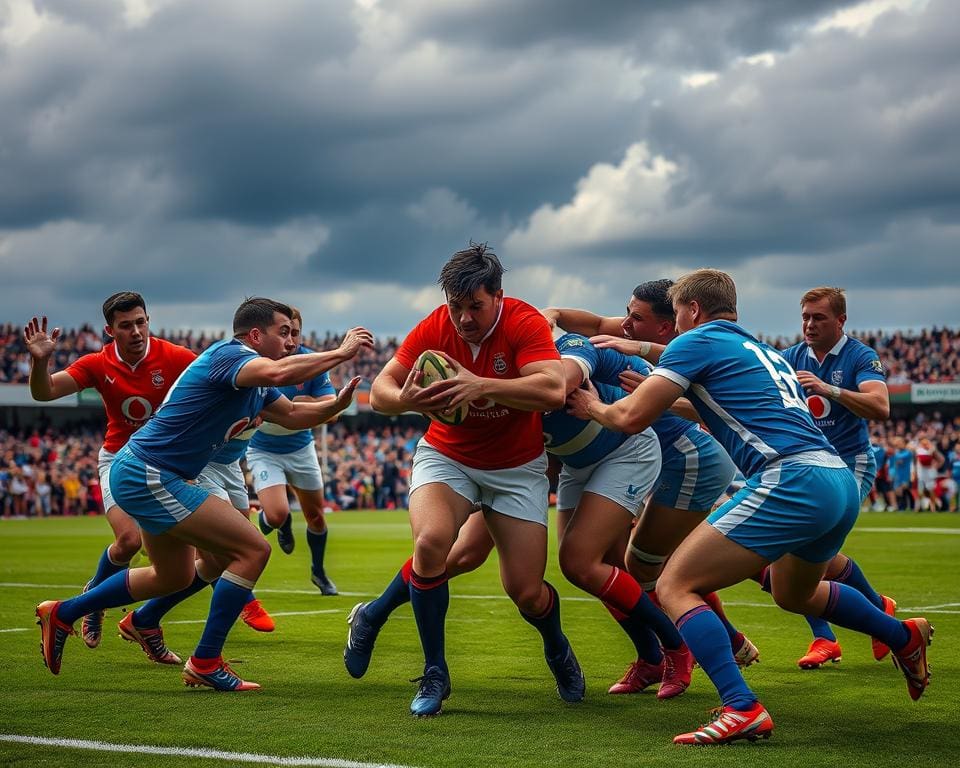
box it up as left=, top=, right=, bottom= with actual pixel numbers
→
left=854, top=346, right=886, bottom=386
left=263, top=387, right=283, bottom=406
left=652, top=330, right=712, bottom=390
left=512, top=310, right=561, bottom=369
left=63, top=352, right=100, bottom=390
left=207, top=344, right=259, bottom=389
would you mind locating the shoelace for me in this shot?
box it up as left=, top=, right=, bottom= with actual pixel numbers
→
left=409, top=673, right=446, bottom=699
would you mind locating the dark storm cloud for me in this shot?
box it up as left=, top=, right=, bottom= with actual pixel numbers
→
left=506, top=0, right=960, bottom=298
left=396, top=0, right=847, bottom=67
left=1, top=0, right=957, bottom=337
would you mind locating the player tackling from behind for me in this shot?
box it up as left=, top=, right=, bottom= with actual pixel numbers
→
left=566, top=269, right=932, bottom=745
left=34, top=298, right=371, bottom=691
left=363, top=242, right=585, bottom=716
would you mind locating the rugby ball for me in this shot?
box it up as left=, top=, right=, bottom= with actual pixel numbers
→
left=415, top=350, right=468, bottom=426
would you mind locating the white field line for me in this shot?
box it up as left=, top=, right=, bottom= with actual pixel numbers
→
left=0, top=734, right=416, bottom=768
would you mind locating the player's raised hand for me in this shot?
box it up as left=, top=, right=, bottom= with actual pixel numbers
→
left=338, top=327, right=375, bottom=359
left=23, top=316, right=61, bottom=359
left=566, top=378, right=600, bottom=421
left=589, top=335, right=640, bottom=355
left=333, top=376, right=363, bottom=412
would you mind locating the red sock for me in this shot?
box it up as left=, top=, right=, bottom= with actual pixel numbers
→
left=598, top=567, right=643, bottom=615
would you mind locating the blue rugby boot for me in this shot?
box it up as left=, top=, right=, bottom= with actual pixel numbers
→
left=546, top=638, right=586, bottom=703
left=409, top=665, right=451, bottom=716
left=344, top=602, right=381, bottom=678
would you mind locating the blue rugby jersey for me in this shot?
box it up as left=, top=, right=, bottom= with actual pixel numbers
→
left=781, top=335, right=886, bottom=458
left=556, top=333, right=695, bottom=450
left=126, top=339, right=281, bottom=478
left=652, top=321, right=836, bottom=478
left=247, top=345, right=336, bottom=455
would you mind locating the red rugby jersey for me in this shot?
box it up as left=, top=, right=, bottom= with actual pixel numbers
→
left=395, top=297, right=559, bottom=469
left=65, top=337, right=197, bottom=453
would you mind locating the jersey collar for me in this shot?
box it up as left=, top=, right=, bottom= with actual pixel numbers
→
left=113, top=336, right=152, bottom=371
left=806, top=333, right=847, bottom=362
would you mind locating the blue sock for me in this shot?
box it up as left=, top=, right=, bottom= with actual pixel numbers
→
left=59, top=571, right=135, bottom=625
left=677, top=604, right=756, bottom=710
left=834, top=558, right=884, bottom=608
left=805, top=615, right=837, bottom=641
left=366, top=568, right=411, bottom=626
left=409, top=571, right=449, bottom=673
left=630, top=592, right=683, bottom=651
left=820, top=582, right=910, bottom=649
left=520, top=582, right=567, bottom=659
left=132, top=571, right=210, bottom=628
left=193, top=577, right=253, bottom=660
left=86, top=546, right=128, bottom=589
left=306, top=527, right=328, bottom=577
left=617, top=615, right=663, bottom=664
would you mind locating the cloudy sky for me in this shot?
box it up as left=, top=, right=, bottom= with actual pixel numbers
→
left=1, top=0, right=957, bottom=342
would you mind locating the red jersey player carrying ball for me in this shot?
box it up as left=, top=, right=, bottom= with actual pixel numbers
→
left=351, top=243, right=585, bottom=716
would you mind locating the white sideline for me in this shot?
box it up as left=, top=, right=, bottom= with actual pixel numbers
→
left=0, top=734, right=416, bottom=767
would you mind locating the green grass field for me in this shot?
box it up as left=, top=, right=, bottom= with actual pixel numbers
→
left=1, top=511, right=957, bottom=768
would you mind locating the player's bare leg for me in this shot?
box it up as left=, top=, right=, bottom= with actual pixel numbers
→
left=257, top=483, right=296, bottom=554
left=486, top=509, right=585, bottom=702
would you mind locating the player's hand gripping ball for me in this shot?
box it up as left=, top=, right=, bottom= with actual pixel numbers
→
left=415, top=350, right=469, bottom=426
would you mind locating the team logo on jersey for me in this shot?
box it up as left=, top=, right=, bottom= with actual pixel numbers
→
left=493, top=352, right=507, bottom=375
left=871, top=359, right=884, bottom=374
left=105, top=375, right=116, bottom=385
left=151, top=369, right=165, bottom=388
left=831, top=370, right=843, bottom=386
left=806, top=395, right=832, bottom=420
left=260, top=470, right=269, bottom=481
left=121, top=396, right=153, bottom=423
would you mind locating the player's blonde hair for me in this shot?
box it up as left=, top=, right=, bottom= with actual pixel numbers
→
left=667, top=269, right=737, bottom=318
left=801, top=286, right=846, bottom=317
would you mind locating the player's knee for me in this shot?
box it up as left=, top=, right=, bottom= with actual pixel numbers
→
left=112, top=530, right=142, bottom=562
left=505, top=581, right=544, bottom=614
left=446, top=547, right=486, bottom=577
left=414, top=531, right=453, bottom=569
left=557, top=547, right=590, bottom=590
left=770, top=587, right=809, bottom=614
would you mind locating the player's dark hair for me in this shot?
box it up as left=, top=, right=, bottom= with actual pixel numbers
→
left=632, top=279, right=675, bottom=320
left=233, top=297, right=293, bottom=337
left=102, top=292, right=146, bottom=325
left=438, top=241, right=505, bottom=300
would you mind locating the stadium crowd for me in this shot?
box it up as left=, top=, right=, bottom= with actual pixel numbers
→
left=2, top=320, right=959, bottom=518
left=3, top=322, right=959, bottom=385
left=0, top=422, right=422, bottom=519
left=2, top=415, right=958, bottom=519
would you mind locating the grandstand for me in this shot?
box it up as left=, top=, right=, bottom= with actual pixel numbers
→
left=2, top=323, right=959, bottom=518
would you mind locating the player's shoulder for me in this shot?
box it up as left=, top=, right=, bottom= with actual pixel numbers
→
left=501, top=296, right=546, bottom=322
left=556, top=332, right=591, bottom=352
